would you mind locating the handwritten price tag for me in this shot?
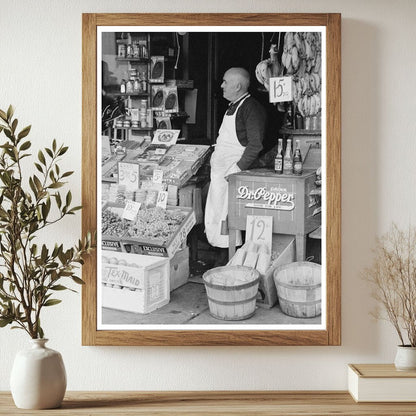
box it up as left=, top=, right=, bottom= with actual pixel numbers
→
left=122, top=200, right=142, bottom=221
left=269, top=76, right=293, bottom=103
left=152, top=169, right=164, bottom=184
left=245, top=215, right=273, bottom=252
left=118, top=162, right=140, bottom=191
left=156, top=191, right=168, bottom=209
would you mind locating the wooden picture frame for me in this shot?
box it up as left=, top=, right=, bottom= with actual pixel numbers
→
left=82, top=13, right=341, bottom=346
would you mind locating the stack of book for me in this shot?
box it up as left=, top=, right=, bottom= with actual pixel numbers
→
left=348, top=364, right=416, bottom=402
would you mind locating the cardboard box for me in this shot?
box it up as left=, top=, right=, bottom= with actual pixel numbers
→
left=101, top=250, right=170, bottom=314
left=122, top=207, right=196, bottom=258
left=170, top=246, right=190, bottom=291
left=257, top=234, right=296, bottom=309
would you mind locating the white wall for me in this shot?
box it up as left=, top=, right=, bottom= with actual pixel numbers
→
left=1, top=0, right=416, bottom=391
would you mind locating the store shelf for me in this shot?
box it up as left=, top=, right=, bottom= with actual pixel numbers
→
left=280, top=127, right=321, bottom=136
left=115, top=57, right=149, bottom=63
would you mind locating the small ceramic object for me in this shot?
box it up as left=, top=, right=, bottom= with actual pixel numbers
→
left=394, top=345, right=416, bottom=371
left=10, top=339, right=66, bottom=409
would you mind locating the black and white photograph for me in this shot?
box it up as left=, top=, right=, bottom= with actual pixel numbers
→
left=97, top=26, right=326, bottom=331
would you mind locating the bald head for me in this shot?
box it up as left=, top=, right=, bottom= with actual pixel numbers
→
left=221, top=67, right=250, bottom=102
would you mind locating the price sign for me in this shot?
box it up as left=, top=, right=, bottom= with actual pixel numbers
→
left=118, top=162, right=139, bottom=191
left=156, top=191, right=168, bottom=209
left=269, top=76, right=293, bottom=103
left=122, top=200, right=142, bottom=221
left=152, top=169, right=164, bottom=184
left=245, top=215, right=273, bottom=252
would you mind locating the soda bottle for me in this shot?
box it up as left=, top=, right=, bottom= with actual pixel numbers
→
left=283, top=139, right=293, bottom=175
left=274, top=138, right=283, bottom=174
left=293, top=140, right=303, bottom=175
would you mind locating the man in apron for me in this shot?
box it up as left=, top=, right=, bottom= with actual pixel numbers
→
left=205, top=67, right=267, bottom=266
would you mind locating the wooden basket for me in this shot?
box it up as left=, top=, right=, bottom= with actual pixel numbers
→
left=202, top=266, right=260, bottom=321
left=273, top=262, right=321, bottom=318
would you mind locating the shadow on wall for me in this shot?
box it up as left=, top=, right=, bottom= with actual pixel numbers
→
left=340, top=18, right=381, bottom=355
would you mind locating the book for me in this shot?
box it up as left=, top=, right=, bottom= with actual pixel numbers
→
left=348, top=364, right=416, bottom=402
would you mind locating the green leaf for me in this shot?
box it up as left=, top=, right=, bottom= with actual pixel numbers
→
left=33, top=175, right=43, bottom=192
left=11, top=118, right=18, bottom=133
left=38, top=150, right=46, bottom=165
left=48, top=182, right=64, bottom=189
left=55, top=192, right=62, bottom=208
left=0, top=317, right=13, bottom=327
left=19, top=140, right=31, bottom=151
left=38, top=325, right=44, bottom=339
left=41, top=244, right=48, bottom=262
left=43, top=299, right=62, bottom=307
left=3, top=129, right=12, bottom=140
left=65, top=191, right=72, bottom=207
left=17, top=125, right=31, bottom=140
left=52, top=139, right=57, bottom=152
left=71, top=276, right=85, bottom=285
left=61, top=171, right=74, bottom=178
left=6, top=105, right=14, bottom=122
left=58, top=146, right=68, bottom=156
left=50, top=284, right=68, bottom=291
left=34, top=162, right=43, bottom=173
left=45, top=148, right=53, bottom=158
left=0, top=109, right=7, bottom=122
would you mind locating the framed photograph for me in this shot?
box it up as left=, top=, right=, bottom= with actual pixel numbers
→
left=82, top=13, right=341, bottom=346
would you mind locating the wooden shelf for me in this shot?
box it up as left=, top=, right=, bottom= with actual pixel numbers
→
left=1, top=391, right=416, bottom=415
left=115, top=57, right=149, bottom=63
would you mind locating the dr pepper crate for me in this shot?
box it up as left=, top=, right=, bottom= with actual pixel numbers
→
left=228, top=169, right=321, bottom=261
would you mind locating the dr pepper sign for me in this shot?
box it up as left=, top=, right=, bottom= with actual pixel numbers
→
left=269, top=76, right=293, bottom=103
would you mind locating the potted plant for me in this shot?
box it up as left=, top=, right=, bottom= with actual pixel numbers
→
left=0, top=106, right=94, bottom=409
left=363, top=223, right=416, bottom=370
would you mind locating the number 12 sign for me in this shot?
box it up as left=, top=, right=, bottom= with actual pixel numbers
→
left=245, top=215, right=273, bottom=252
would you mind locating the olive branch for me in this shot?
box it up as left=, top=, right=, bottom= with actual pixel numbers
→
left=0, top=105, right=94, bottom=339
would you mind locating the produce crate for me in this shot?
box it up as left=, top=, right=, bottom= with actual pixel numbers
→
left=170, top=245, right=190, bottom=291
left=101, top=250, right=170, bottom=314
left=121, top=206, right=196, bottom=258
left=101, top=203, right=127, bottom=252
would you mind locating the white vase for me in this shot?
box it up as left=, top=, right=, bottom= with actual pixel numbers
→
left=10, top=338, right=67, bottom=409
left=394, top=345, right=416, bottom=371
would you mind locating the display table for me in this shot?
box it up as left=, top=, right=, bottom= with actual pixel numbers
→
left=0, top=391, right=414, bottom=415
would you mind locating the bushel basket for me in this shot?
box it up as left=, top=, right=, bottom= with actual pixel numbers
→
left=202, top=266, right=260, bottom=321
left=273, top=261, right=321, bottom=318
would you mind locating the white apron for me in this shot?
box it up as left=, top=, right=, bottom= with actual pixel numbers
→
left=205, top=95, right=249, bottom=248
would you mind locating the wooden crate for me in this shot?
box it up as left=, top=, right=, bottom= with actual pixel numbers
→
left=169, top=246, right=190, bottom=291
left=121, top=207, right=196, bottom=258
left=101, top=250, right=170, bottom=314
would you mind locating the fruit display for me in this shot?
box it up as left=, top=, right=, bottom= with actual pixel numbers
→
left=255, top=32, right=322, bottom=118
left=255, top=44, right=281, bottom=92
left=125, top=207, right=186, bottom=243
left=102, top=208, right=129, bottom=236
left=283, top=32, right=322, bottom=118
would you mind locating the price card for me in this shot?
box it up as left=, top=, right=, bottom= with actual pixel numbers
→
left=122, top=200, right=142, bottom=221
left=245, top=215, right=273, bottom=252
left=118, top=162, right=140, bottom=191
left=154, top=148, right=167, bottom=155
left=269, top=76, right=293, bottom=103
left=156, top=191, right=168, bottom=209
left=152, top=169, right=164, bottom=184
